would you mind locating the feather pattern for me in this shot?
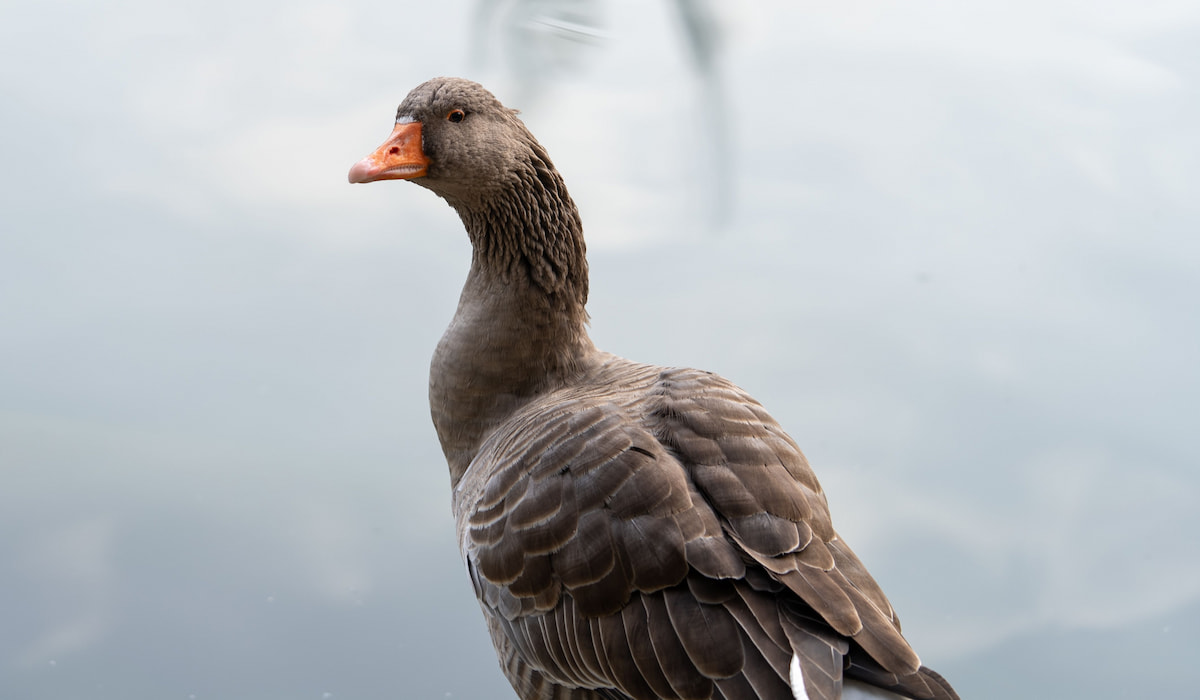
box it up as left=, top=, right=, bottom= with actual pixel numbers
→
left=352, top=77, right=958, bottom=700
left=457, top=361, right=954, bottom=699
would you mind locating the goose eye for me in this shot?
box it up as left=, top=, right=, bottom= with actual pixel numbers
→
left=447, top=109, right=466, bottom=123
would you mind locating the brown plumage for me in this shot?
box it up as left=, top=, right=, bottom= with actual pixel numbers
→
left=349, top=77, right=959, bottom=700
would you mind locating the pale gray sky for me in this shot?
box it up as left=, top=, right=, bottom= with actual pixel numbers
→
left=2, top=1, right=1198, bottom=698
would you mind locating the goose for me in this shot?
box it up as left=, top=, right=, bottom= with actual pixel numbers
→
left=348, top=77, right=959, bottom=700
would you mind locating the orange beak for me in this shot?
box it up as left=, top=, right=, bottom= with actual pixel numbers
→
left=347, top=121, right=430, bottom=183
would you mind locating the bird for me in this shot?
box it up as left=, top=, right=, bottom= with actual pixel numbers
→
left=348, top=77, right=959, bottom=700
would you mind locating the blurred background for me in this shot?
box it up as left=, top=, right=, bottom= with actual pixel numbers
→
left=2, top=1, right=1199, bottom=698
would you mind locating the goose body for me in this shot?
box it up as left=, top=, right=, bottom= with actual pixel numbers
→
left=349, top=77, right=958, bottom=700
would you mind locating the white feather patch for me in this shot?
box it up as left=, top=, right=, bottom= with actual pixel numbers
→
left=789, top=653, right=810, bottom=700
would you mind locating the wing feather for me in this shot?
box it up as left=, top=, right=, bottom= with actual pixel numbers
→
left=663, top=586, right=744, bottom=679
left=620, top=600, right=678, bottom=699
left=642, top=592, right=713, bottom=699
left=456, top=361, right=956, bottom=699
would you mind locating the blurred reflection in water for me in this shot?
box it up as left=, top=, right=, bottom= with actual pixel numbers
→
left=470, top=0, right=733, bottom=226
left=470, top=0, right=607, bottom=93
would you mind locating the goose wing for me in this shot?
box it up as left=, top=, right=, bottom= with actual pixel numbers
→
left=455, top=363, right=954, bottom=700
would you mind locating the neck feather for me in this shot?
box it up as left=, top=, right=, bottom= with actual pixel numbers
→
left=461, top=138, right=588, bottom=317
left=430, top=140, right=594, bottom=487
